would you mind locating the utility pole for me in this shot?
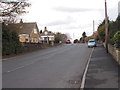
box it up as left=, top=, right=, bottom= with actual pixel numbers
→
left=105, top=0, right=109, bottom=53
left=73, top=33, right=74, bottom=39
left=93, top=20, right=95, bottom=39
left=73, top=33, right=74, bottom=43
left=93, top=20, right=95, bottom=34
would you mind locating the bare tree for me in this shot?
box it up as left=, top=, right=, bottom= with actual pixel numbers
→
left=0, top=0, right=31, bottom=23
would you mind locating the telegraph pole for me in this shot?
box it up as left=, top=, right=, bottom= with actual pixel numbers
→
left=93, top=20, right=95, bottom=39
left=93, top=20, right=95, bottom=34
left=105, top=0, right=109, bottom=53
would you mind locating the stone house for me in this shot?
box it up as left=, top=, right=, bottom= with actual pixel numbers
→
left=6, top=20, right=41, bottom=43
left=40, top=27, right=55, bottom=44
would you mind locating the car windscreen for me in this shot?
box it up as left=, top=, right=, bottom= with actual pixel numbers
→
left=89, top=41, right=95, bottom=43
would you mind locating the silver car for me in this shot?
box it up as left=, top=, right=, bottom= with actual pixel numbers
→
left=88, top=39, right=97, bottom=48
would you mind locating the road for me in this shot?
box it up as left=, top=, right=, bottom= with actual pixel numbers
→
left=3, top=44, right=92, bottom=88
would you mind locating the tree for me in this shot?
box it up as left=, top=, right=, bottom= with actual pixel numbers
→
left=40, top=30, right=42, bottom=34
left=54, top=32, right=62, bottom=43
left=96, top=16, right=120, bottom=45
left=84, top=36, right=94, bottom=42
left=0, top=0, right=31, bottom=23
left=81, top=32, right=87, bottom=43
left=2, top=23, right=22, bottom=55
left=98, top=25, right=105, bottom=42
left=82, top=32, right=87, bottom=38
left=74, top=39, right=78, bottom=43
left=80, top=37, right=82, bottom=41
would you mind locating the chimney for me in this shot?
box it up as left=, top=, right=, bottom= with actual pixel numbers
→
left=20, top=19, right=23, bottom=23
left=44, top=26, right=47, bottom=31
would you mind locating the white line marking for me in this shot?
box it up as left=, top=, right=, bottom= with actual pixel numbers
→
left=5, top=61, right=37, bottom=73
left=6, top=66, right=25, bottom=73
left=80, top=47, right=94, bottom=89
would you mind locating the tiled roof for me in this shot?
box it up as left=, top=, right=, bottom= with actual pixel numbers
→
left=6, top=22, right=39, bottom=35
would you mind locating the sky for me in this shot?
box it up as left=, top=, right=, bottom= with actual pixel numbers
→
left=21, top=0, right=120, bottom=40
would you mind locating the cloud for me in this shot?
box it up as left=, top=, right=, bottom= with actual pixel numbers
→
left=64, top=23, right=92, bottom=30
left=53, top=7, right=102, bottom=13
left=46, top=20, right=70, bottom=26
left=46, top=16, right=74, bottom=26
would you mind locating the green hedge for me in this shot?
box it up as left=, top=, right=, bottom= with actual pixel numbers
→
left=2, top=23, right=22, bottom=55
left=113, top=31, right=120, bottom=48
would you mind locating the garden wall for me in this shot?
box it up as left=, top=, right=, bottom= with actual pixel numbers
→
left=104, top=43, right=120, bottom=65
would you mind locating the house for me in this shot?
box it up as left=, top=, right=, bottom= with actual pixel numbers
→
left=6, top=20, right=41, bottom=43
left=40, top=27, right=55, bottom=44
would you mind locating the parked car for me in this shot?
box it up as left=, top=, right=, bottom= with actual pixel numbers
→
left=66, top=40, right=71, bottom=44
left=88, top=39, right=97, bottom=47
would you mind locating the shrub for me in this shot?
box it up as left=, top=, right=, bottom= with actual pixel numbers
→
left=2, top=23, right=22, bottom=55
left=113, top=31, right=120, bottom=48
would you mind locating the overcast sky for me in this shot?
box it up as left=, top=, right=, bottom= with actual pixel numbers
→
left=22, top=0, right=120, bottom=40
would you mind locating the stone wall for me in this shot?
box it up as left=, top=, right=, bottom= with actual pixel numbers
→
left=104, top=43, right=120, bottom=65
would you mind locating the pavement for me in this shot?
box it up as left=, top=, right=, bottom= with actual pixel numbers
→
left=84, top=44, right=119, bottom=89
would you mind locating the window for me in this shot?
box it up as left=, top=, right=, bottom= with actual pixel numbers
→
left=34, top=29, right=37, bottom=34
left=25, top=38, right=29, bottom=42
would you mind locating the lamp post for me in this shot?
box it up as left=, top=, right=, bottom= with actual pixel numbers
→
left=105, top=0, right=109, bottom=53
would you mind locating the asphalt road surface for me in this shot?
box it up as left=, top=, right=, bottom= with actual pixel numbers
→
left=3, top=44, right=92, bottom=88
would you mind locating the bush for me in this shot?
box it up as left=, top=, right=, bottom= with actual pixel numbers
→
left=54, top=33, right=62, bottom=43
left=113, top=31, right=120, bottom=48
left=2, top=23, right=22, bottom=55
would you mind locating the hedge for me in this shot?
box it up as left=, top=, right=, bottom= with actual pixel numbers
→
left=113, top=31, right=120, bottom=48
left=2, top=23, right=22, bottom=55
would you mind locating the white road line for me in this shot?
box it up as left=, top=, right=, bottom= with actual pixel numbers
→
left=5, top=60, right=38, bottom=73
left=7, top=66, right=25, bottom=73
left=80, top=47, right=94, bottom=89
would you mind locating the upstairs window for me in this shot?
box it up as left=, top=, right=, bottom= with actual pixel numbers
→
left=34, top=29, right=37, bottom=34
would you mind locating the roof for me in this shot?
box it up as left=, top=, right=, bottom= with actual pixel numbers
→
left=6, top=22, right=39, bottom=35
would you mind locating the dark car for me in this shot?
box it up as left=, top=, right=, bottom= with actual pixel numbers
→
left=66, top=40, right=71, bottom=44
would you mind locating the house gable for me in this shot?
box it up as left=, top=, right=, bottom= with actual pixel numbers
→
left=40, top=27, right=55, bottom=42
left=6, top=22, right=41, bottom=43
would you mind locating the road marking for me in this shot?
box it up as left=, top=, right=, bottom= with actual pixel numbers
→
left=6, top=66, right=25, bottom=73
left=5, top=60, right=40, bottom=73
left=80, top=47, right=94, bottom=89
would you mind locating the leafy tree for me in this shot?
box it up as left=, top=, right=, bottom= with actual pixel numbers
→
left=81, top=32, right=87, bottom=43
left=97, top=16, right=120, bottom=44
left=54, top=32, right=62, bottom=43
left=98, top=25, right=105, bottom=42
left=82, top=32, right=87, bottom=38
left=85, top=36, right=94, bottom=42
left=80, top=37, right=82, bottom=41
left=74, top=39, right=78, bottom=43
